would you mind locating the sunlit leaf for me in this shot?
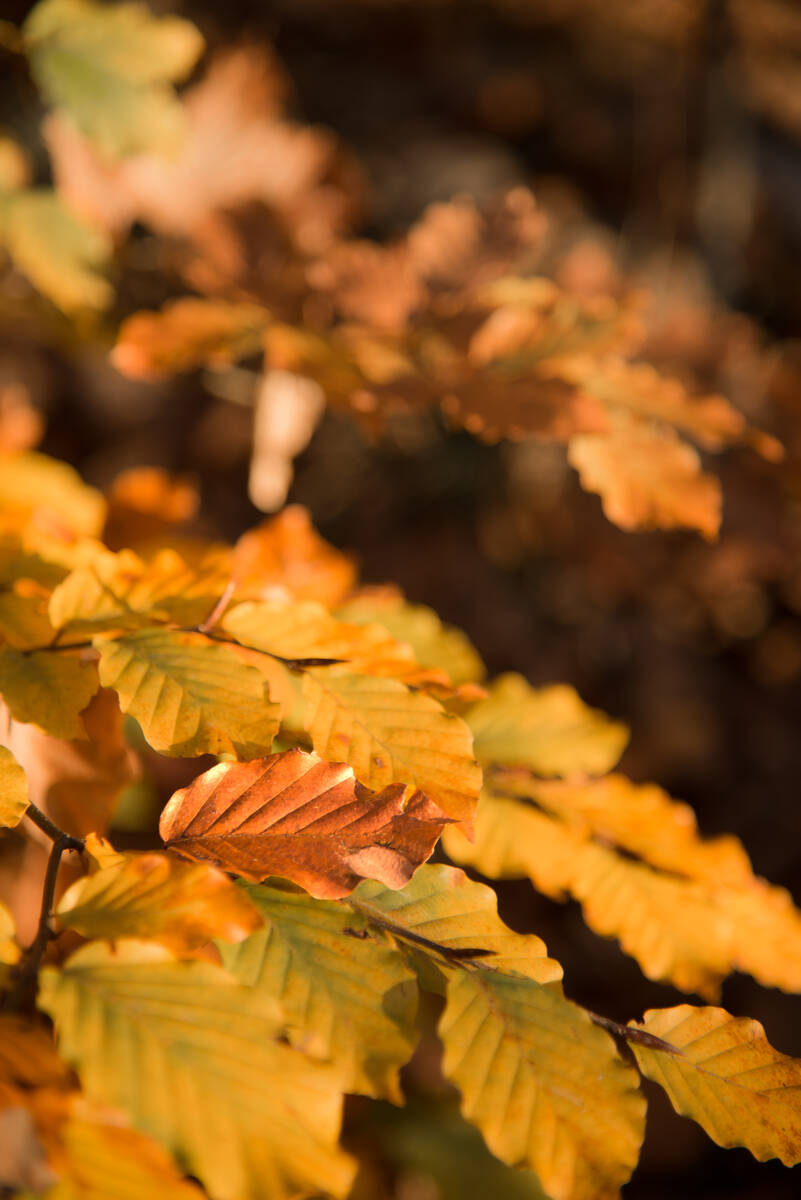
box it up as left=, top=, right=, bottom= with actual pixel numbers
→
left=466, top=673, right=627, bottom=776
left=160, top=748, right=447, bottom=899
left=56, top=851, right=263, bottom=954
left=0, top=649, right=98, bottom=740
left=303, top=671, right=481, bottom=825
left=0, top=453, right=106, bottom=541
left=0, top=745, right=28, bottom=830
left=631, top=1005, right=801, bottom=1165
left=440, top=970, right=645, bottom=1200
left=231, top=505, right=356, bottom=607
left=38, top=940, right=356, bottom=1200
left=220, top=883, right=417, bottom=1099
left=24, top=0, right=204, bottom=159
left=95, top=628, right=279, bottom=758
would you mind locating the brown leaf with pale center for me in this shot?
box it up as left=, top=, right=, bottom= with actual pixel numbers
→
left=160, top=747, right=448, bottom=899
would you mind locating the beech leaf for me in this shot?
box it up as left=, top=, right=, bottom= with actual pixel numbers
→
left=303, top=671, right=481, bottom=825
left=0, top=745, right=28, bottom=830
left=0, top=649, right=98, bottom=740
left=24, top=0, right=204, bottom=159
left=467, top=673, right=627, bottom=776
left=631, top=1005, right=801, bottom=1165
left=220, top=883, right=418, bottom=1099
left=0, top=453, right=106, bottom=541
left=231, top=505, right=356, bottom=607
left=38, top=940, right=356, bottom=1200
left=56, top=850, right=263, bottom=954
left=159, top=747, right=448, bottom=899
left=95, top=628, right=280, bottom=758
left=111, top=298, right=270, bottom=380
left=440, top=971, right=645, bottom=1200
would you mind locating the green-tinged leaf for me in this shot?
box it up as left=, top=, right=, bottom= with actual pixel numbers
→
left=38, top=940, right=356, bottom=1200
left=56, top=851, right=263, bottom=954
left=160, top=749, right=447, bottom=899
left=35, top=1113, right=205, bottom=1199
left=0, top=190, right=112, bottom=312
left=0, top=453, right=106, bottom=540
left=95, top=628, right=280, bottom=758
left=220, top=883, right=417, bottom=1100
left=352, top=863, right=562, bottom=990
left=631, top=1005, right=801, bottom=1166
left=0, top=648, right=98, bottom=739
left=303, top=671, right=481, bottom=825
left=0, top=744, right=28, bottom=829
left=440, top=971, right=645, bottom=1200
left=24, top=0, right=204, bottom=159
left=336, top=590, right=486, bottom=685
left=467, top=673, right=627, bottom=776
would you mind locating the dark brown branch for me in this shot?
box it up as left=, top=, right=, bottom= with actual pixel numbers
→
left=588, top=1010, right=684, bottom=1056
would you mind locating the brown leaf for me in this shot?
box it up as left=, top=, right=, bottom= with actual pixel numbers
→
left=160, top=747, right=448, bottom=899
left=103, top=467, right=199, bottom=552
left=111, top=298, right=269, bottom=380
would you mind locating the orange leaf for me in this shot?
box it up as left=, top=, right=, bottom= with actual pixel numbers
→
left=231, top=505, right=356, bottom=607
left=160, top=747, right=448, bottom=899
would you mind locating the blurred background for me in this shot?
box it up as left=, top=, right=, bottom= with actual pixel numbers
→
left=3, top=1, right=801, bottom=1195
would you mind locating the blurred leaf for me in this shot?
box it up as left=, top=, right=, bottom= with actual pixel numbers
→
left=231, top=505, right=356, bottom=607
left=0, top=744, right=28, bottom=829
left=112, top=298, right=269, bottom=380
left=0, top=453, right=106, bottom=541
left=24, top=0, right=204, bottom=159
left=38, top=940, right=356, bottom=1200
left=0, top=649, right=98, bottom=740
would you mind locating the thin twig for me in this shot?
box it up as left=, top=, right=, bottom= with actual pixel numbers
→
left=588, top=1010, right=684, bottom=1056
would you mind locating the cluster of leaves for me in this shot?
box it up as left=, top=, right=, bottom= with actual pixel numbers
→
left=1, top=449, right=801, bottom=1199
left=0, top=0, right=786, bottom=544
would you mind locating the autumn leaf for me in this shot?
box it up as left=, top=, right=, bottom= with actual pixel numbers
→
left=95, top=628, right=280, bottom=758
left=103, top=467, right=199, bottom=552
left=352, top=863, right=562, bottom=989
left=631, top=1005, right=801, bottom=1165
left=466, top=673, right=627, bottom=776
left=38, top=940, right=356, bottom=1200
left=37, top=1112, right=205, bottom=1199
left=440, top=970, right=645, bottom=1200
left=0, top=1014, right=74, bottom=1191
left=0, top=902, right=19, bottom=967
left=231, top=504, right=356, bottom=606
left=303, top=671, right=481, bottom=824
left=335, top=588, right=486, bottom=685
left=111, top=298, right=270, bottom=380
left=56, top=850, right=263, bottom=955
left=0, top=745, right=28, bottom=829
left=220, top=882, right=418, bottom=1099
left=0, top=189, right=112, bottom=313
left=0, top=453, right=106, bottom=542
left=0, top=649, right=99, bottom=740
left=159, top=748, right=448, bottom=899
left=24, top=0, right=204, bottom=159
left=568, top=420, right=722, bottom=539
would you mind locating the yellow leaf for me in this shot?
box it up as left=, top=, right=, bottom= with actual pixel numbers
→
left=440, top=970, right=645, bottom=1200
left=49, top=546, right=230, bottom=634
left=467, top=673, right=627, bottom=776
left=38, top=1113, right=205, bottom=1199
left=631, top=1005, right=801, bottom=1165
left=0, top=744, right=28, bottom=830
left=303, top=671, right=481, bottom=825
left=38, top=940, right=356, bottom=1200
left=352, top=863, right=562, bottom=987
left=444, top=782, right=801, bottom=998
left=0, top=648, right=98, bottom=739
left=0, top=453, right=105, bottom=541
left=568, top=421, right=721, bottom=539
left=56, top=851, right=263, bottom=955
left=335, top=587, right=486, bottom=685
left=112, top=298, right=270, bottom=380
left=96, top=628, right=280, bottom=758
left=0, top=900, right=19, bottom=965
left=0, top=190, right=112, bottom=312
left=24, top=0, right=204, bottom=159
left=220, top=883, right=418, bottom=1100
